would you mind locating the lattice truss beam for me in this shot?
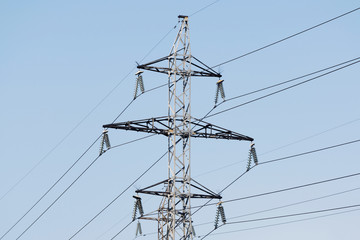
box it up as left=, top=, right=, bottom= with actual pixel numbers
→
left=103, top=116, right=254, bottom=142
left=137, top=54, right=222, bottom=78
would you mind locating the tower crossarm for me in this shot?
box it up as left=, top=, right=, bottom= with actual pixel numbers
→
left=103, top=116, right=253, bottom=142
left=137, top=55, right=222, bottom=78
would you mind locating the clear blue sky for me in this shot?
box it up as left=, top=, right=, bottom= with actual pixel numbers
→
left=1, top=1, right=359, bottom=239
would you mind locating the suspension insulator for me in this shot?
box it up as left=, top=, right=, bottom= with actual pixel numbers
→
left=139, top=75, right=145, bottom=93
left=219, top=205, right=226, bottom=224
left=247, top=150, right=252, bottom=172
left=137, top=198, right=144, bottom=216
left=99, top=129, right=110, bottom=156
left=191, top=225, right=196, bottom=237
left=251, top=143, right=258, bottom=165
left=132, top=200, right=138, bottom=221
left=134, top=71, right=145, bottom=99
left=104, top=132, right=111, bottom=149
left=135, top=221, right=142, bottom=237
left=214, top=207, right=220, bottom=229
left=215, top=79, right=225, bottom=104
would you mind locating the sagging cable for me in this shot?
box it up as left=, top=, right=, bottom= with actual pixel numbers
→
left=134, top=71, right=145, bottom=99
left=215, top=79, right=225, bottom=104
left=99, top=129, right=111, bottom=156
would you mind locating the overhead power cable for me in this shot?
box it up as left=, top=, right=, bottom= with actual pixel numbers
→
left=184, top=137, right=360, bottom=232
left=189, top=0, right=220, bottom=17
left=0, top=134, right=102, bottom=240
left=194, top=185, right=360, bottom=227
left=206, top=58, right=360, bottom=118
left=208, top=208, right=360, bottom=237
left=200, top=206, right=360, bottom=238
left=259, top=138, right=360, bottom=165
left=226, top=204, right=360, bottom=225
left=13, top=134, right=156, bottom=240
left=211, top=7, right=360, bottom=68
left=190, top=138, right=360, bottom=210
left=1, top=17, right=183, bottom=239
left=67, top=150, right=168, bottom=240
left=0, top=11, right=179, bottom=204
left=215, top=172, right=360, bottom=207
left=1, top=99, right=151, bottom=240
left=218, top=56, right=360, bottom=106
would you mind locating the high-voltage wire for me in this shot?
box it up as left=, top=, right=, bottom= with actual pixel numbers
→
left=259, top=139, right=360, bottom=166
left=68, top=150, right=168, bottom=240
left=187, top=139, right=360, bottom=219
left=218, top=56, right=360, bottom=106
left=6, top=135, right=155, bottom=240
left=189, top=0, right=220, bottom=17
left=194, top=117, right=360, bottom=178
left=195, top=186, right=360, bottom=227
left=215, top=172, right=360, bottom=206
left=200, top=205, right=360, bottom=238
left=0, top=134, right=102, bottom=240
left=206, top=59, right=360, bottom=119
left=211, top=208, right=360, bottom=237
left=226, top=204, right=360, bottom=225
left=189, top=137, right=360, bottom=210
left=140, top=185, right=360, bottom=237
left=211, top=7, right=360, bottom=68
left=0, top=102, right=149, bottom=240
left=0, top=11, right=181, bottom=207
left=14, top=153, right=102, bottom=240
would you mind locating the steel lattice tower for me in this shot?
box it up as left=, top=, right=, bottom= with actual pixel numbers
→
left=103, top=15, right=254, bottom=240
left=161, top=15, right=192, bottom=239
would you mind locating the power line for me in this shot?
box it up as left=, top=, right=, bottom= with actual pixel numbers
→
left=12, top=134, right=156, bottom=240
left=1, top=98, right=148, bottom=240
left=217, top=56, right=360, bottom=106
left=226, top=204, right=360, bottom=225
left=211, top=7, right=360, bottom=68
left=67, top=150, right=168, bottom=240
left=206, top=59, right=360, bottom=118
left=109, top=220, right=134, bottom=240
left=0, top=14, right=178, bottom=205
left=196, top=172, right=360, bottom=209
left=189, top=0, right=220, bottom=17
left=138, top=185, right=360, bottom=237
left=0, top=134, right=102, bottom=240
left=14, top=153, right=102, bottom=239
left=195, top=186, right=360, bottom=227
left=259, top=139, right=360, bottom=166
left=203, top=208, right=360, bottom=237
left=189, top=137, right=360, bottom=213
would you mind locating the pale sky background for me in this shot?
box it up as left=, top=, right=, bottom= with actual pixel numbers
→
left=1, top=1, right=360, bottom=239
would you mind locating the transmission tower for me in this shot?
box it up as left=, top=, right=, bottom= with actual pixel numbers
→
left=103, top=15, right=254, bottom=240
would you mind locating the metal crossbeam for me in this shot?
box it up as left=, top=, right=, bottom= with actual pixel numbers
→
left=137, top=55, right=222, bottom=78
left=135, top=179, right=222, bottom=199
left=103, top=116, right=253, bottom=142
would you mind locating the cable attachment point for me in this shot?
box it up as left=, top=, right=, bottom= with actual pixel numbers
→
left=132, top=195, right=144, bottom=221
left=247, top=142, right=258, bottom=171
left=215, top=79, right=225, bottom=104
left=99, top=129, right=111, bottom=156
left=214, top=201, right=226, bottom=229
left=134, top=70, right=145, bottom=99
left=135, top=220, right=142, bottom=237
